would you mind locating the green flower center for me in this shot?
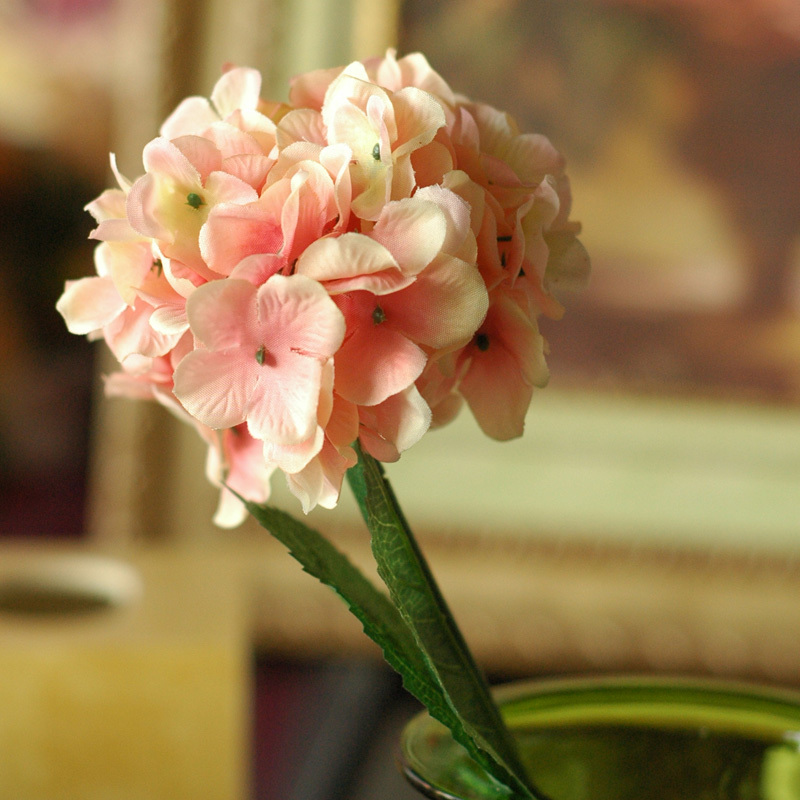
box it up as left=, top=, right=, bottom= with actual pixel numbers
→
left=372, top=305, right=387, bottom=325
left=186, top=192, right=205, bottom=209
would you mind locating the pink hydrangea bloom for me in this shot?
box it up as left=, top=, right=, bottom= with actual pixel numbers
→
left=173, top=274, right=345, bottom=445
left=57, top=53, right=586, bottom=520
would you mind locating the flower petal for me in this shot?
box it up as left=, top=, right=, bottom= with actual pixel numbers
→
left=296, top=233, right=399, bottom=291
left=56, top=276, right=125, bottom=335
left=263, top=425, right=324, bottom=474
left=369, top=197, right=447, bottom=275
left=387, top=256, right=488, bottom=350
left=391, top=86, right=446, bottom=159
left=160, top=97, right=218, bottom=139
left=460, top=346, right=533, bottom=441
left=334, top=321, right=426, bottom=406
left=186, top=278, right=257, bottom=350
left=247, top=350, right=323, bottom=444
left=199, top=201, right=283, bottom=275
left=256, top=274, right=345, bottom=361
left=211, top=67, right=262, bottom=117
left=174, top=348, right=255, bottom=429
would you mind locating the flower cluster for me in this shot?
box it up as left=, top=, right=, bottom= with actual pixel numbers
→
left=57, top=51, right=586, bottom=526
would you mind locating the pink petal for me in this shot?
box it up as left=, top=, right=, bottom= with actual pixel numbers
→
left=441, top=171, right=486, bottom=239
left=289, top=65, right=343, bottom=110
left=270, top=141, right=325, bottom=181
left=171, top=135, right=222, bottom=183
left=85, top=188, right=127, bottom=222
left=142, top=137, right=202, bottom=188
left=95, top=240, right=155, bottom=306
left=460, top=346, right=533, bottom=441
left=386, top=256, right=488, bottom=350
left=256, top=274, right=345, bottom=361
left=149, top=303, right=188, bottom=336
left=286, top=439, right=356, bottom=512
left=414, top=185, right=474, bottom=259
left=456, top=290, right=549, bottom=440
left=105, top=300, right=178, bottom=361
left=247, top=350, right=323, bottom=444
left=361, top=385, right=431, bottom=455
left=161, top=254, right=206, bottom=297
left=199, top=202, right=283, bottom=275
left=489, top=290, right=549, bottom=387
left=358, top=425, right=399, bottom=462
left=204, top=170, right=260, bottom=205
left=204, top=121, right=264, bottom=158
left=324, top=393, right=359, bottom=447
left=109, top=154, right=133, bottom=192
left=372, top=52, right=456, bottom=107
left=91, top=218, right=143, bottom=243
left=221, top=154, right=273, bottom=191
left=208, top=425, right=276, bottom=527
left=126, top=174, right=171, bottom=240
left=263, top=425, right=324, bottom=474
left=319, top=144, right=353, bottom=230
left=185, top=278, right=257, bottom=350
left=276, top=108, right=327, bottom=149
left=503, top=133, right=564, bottom=186
left=279, top=164, right=337, bottom=261
left=174, top=348, right=256, bottom=429
left=323, top=67, right=395, bottom=140
left=334, top=320, right=427, bottom=406
left=229, top=253, right=286, bottom=285
left=230, top=109, right=278, bottom=152
left=410, top=140, right=454, bottom=188
left=212, top=491, right=250, bottom=528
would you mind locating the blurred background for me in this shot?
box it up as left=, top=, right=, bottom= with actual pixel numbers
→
left=2, top=0, right=800, bottom=798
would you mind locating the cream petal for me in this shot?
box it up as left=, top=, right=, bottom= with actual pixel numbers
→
left=211, top=67, right=262, bottom=117
left=371, top=197, right=448, bottom=274
left=160, top=97, right=218, bottom=139
left=296, top=233, right=398, bottom=285
left=391, top=86, right=446, bottom=159
left=56, top=277, right=125, bottom=335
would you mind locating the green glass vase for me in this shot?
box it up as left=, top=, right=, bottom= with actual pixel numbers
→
left=400, top=676, right=800, bottom=800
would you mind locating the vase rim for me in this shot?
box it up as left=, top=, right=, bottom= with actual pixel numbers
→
left=400, top=674, right=800, bottom=800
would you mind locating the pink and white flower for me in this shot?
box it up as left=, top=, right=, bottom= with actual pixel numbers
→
left=57, top=52, right=586, bottom=520
left=173, top=274, right=345, bottom=445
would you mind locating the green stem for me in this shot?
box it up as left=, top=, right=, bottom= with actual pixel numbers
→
left=348, top=442, right=545, bottom=800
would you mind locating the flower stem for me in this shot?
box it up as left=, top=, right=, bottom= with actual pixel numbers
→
left=348, top=442, right=547, bottom=799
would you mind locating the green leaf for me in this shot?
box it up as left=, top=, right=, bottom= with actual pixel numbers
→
left=242, top=500, right=463, bottom=737
left=347, top=443, right=542, bottom=800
